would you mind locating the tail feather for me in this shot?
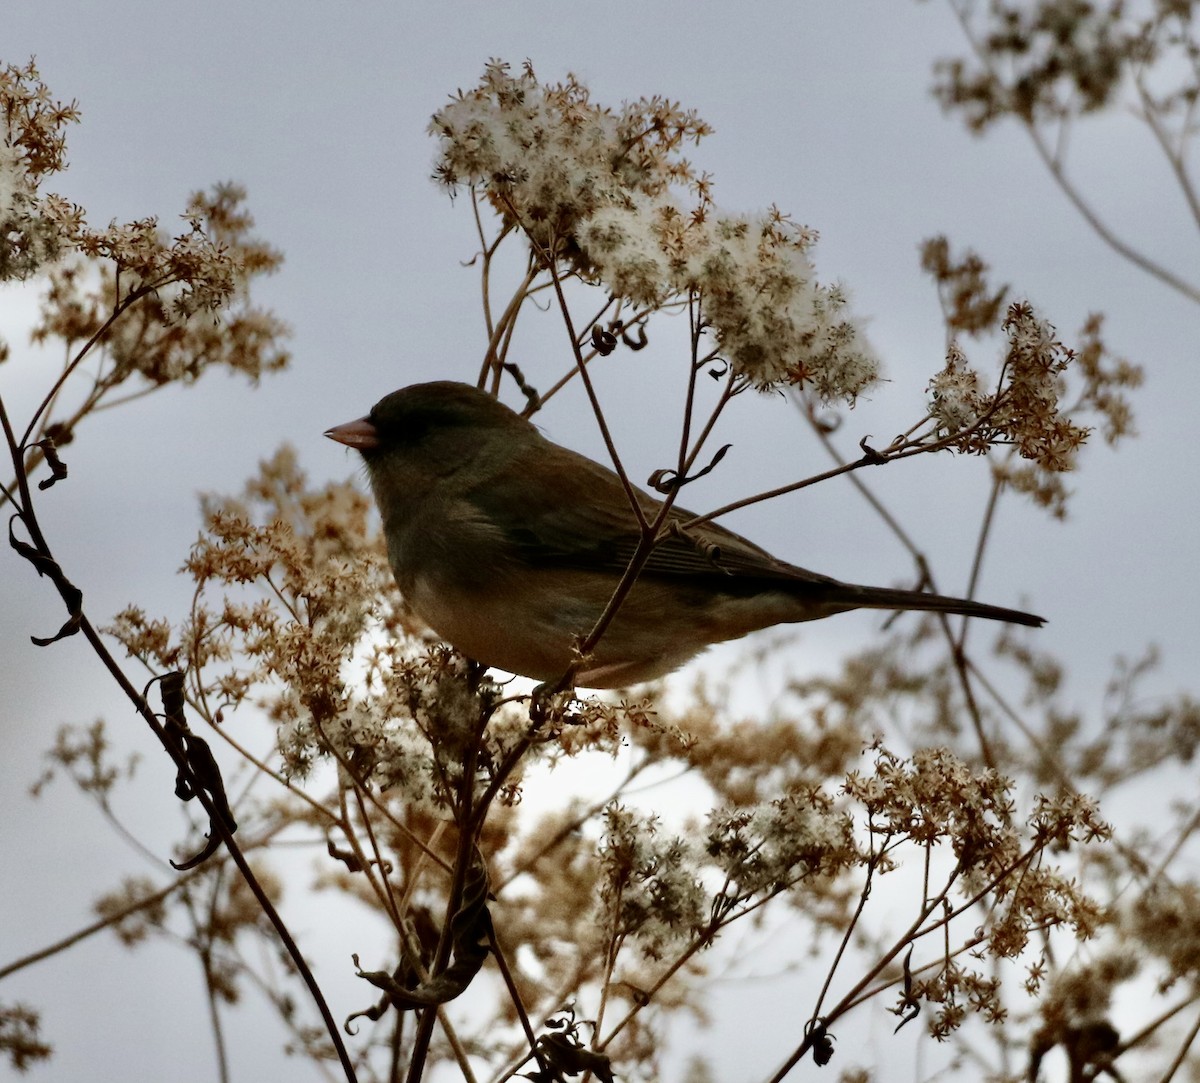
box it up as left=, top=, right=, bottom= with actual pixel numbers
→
left=837, top=584, right=1044, bottom=628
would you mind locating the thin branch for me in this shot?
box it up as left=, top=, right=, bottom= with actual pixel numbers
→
left=946, top=0, right=1200, bottom=306
left=0, top=866, right=197, bottom=980
left=1, top=399, right=358, bottom=1081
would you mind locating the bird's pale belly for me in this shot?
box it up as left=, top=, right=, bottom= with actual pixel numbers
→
left=405, top=571, right=613, bottom=684
left=404, top=569, right=800, bottom=688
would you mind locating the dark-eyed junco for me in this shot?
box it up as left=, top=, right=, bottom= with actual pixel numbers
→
left=326, top=381, right=1042, bottom=688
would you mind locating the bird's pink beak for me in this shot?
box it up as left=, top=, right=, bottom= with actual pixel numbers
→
left=324, top=416, right=380, bottom=451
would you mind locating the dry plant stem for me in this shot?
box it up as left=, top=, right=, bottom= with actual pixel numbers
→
left=800, top=393, right=934, bottom=576
left=22, top=361, right=153, bottom=480
left=1156, top=1014, right=1200, bottom=1083
left=591, top=884, right=627, bottom=1046
left=1150, top=807, right=1200, bottom=885
left=573, top=293, right=622, bottom=350
left=491, top=979, right=589, bottom=1083
left=390, top=915, right=480, bottom=1083
left=986, top=953, right=1011, bottom=1080
left=791, top=843, right=1054, bottom=1076
left=491, top=954, right=602, bottom=1083
left=673, top=306, right=737, bottom=482
left=949, top=637, right=997, bottom=771
left=487, top=272, right=552, bottom=392
left=491, top=285, right=528, bottom=384
left=129, top=629, right=420, bottom=858
left=305, top=712, right=452, bottom=873
left=19, top=282, right=156, bottom=448
left=947, top=0, right=1200, bottom=306
left=597, top=915, right=721, bottom=1051
left=531, top=302, right=677, bottom=413
left=82, top=776, right=176, bottom=869
left=226, top=965, right=348, bottom=1083
left=1, top=819, right=295, bottom=986
left=2, top=284, right=156, bottom=503
left=1134, top=73, right=1200, bottom=231
left=478, top=260, right=540, bottom=391
left=874, top=839, right=1043, bottom=961
left=333, top=775, right=397, bottom=925
left=196, top=720, right=343, bottom=834
left=808, top=845, right=887, bottom=1028
left=352, top=784, right=404, bottom=926
left=770, top=870, right=963, bottom=1083
left=942, top=467, right=1009, bottom=764
left=87, top=379, right=164, bottom=415
left=540, top=251, right=646, bottom=524
left=966, top=656, right=1078, bottom=786
left=485, top=927, right=542, bottom=1059
left=486, top=216, right=735, bottom=704
left=1, top=402, right=358, bottom=1083
left=528, top=349, right=598, bottom=409
left=956, top=468, right=1006, bottom=656
left=688, top=364, right=1024, bottom=533
left=600, top=864, right=829, bottom=1051
left=846, top=916, right=1060, bottom=1019
left=471, top=190, right=507, bottom=345
left=0, top=862, right=201, bottom=980
left=389, top=1015, right=405, bottom=1083
left=1123, top=994, right=1200, bottom=1070
left=465, top=260, right=682, bottom=754
left=675, top=298, right=705, bottom=468
left=677, top=375, right=735, bottom=479
left=1025, top=114, right=1200, bottom=305
left=676, top=296, right=710, bottom=470
left=403, top=708, right=488, bottom=1083
left=534, top=260, right=738, bottom=692
left=85, top=612, right=358, bottom=1081
left=965, top=653, right=1173, bottom=900
left=196, top=870, right=232, bottom=1083
left=435, top=1008, right=480, bottom=1083
left=680, top=449, right=888, bottom=532
left=398, top=820, right=449, bottom=920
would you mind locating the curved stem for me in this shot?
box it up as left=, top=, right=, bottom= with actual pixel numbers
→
left=945, top=0, right=1200, bottom=306
left=2, top=393, right=358, bottom=1082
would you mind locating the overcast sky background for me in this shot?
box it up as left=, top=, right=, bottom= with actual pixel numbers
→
left=3, top=3, right=1198, bottom=1081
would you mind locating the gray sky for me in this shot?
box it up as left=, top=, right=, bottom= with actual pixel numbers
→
left=3, top=3, right=1198, bottom=1081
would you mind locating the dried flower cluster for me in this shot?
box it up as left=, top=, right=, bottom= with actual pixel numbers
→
left=109, top=451, right=654, bottom=808
left=432, top=61, right=709, bottom=252
left=918, top=238, right=1141, bottom=517
left=933, top=0, right=1195, bottom=131
left=111, top=449, right=393, bottom=768
left=2, top=61, right=281, bottom=325
left=431, top=60, right=877, bottom=397
left=29, top=186, right=289, bottom=396
left=0, top=59, right=78, bottom=281
left=1, top=61, right=289, bottom=496
left=927, top=302, right=1089, bottom=469
left=92, top=437, right=1118, bottom=1080
left=0, top=1004, right=51, bottom=1072
left=8, top=42, right=1185, bottom=1083
left=43, top=181, right=286, bottom=321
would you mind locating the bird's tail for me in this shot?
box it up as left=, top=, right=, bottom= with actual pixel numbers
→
left=836, top=584, right=1044, bottom=628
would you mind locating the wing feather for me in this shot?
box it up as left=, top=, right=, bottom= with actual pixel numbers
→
left=463, top=439, right=839, bottom=593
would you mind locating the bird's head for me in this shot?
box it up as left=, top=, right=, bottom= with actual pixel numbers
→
left=325, top=381, right=539, bottom=500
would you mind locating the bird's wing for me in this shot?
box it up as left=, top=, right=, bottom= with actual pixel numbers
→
left=466, top=440, right=839, bottom=591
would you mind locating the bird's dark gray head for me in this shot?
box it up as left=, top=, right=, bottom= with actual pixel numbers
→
left=326, top=381, right=535, bottom=460
left=365, top=381, right=532, bottom=453
left=325, top=382, right=545, bottom=581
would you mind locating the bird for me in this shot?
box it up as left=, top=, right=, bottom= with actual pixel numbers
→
left=325, top=381, right=1043, bottom=688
